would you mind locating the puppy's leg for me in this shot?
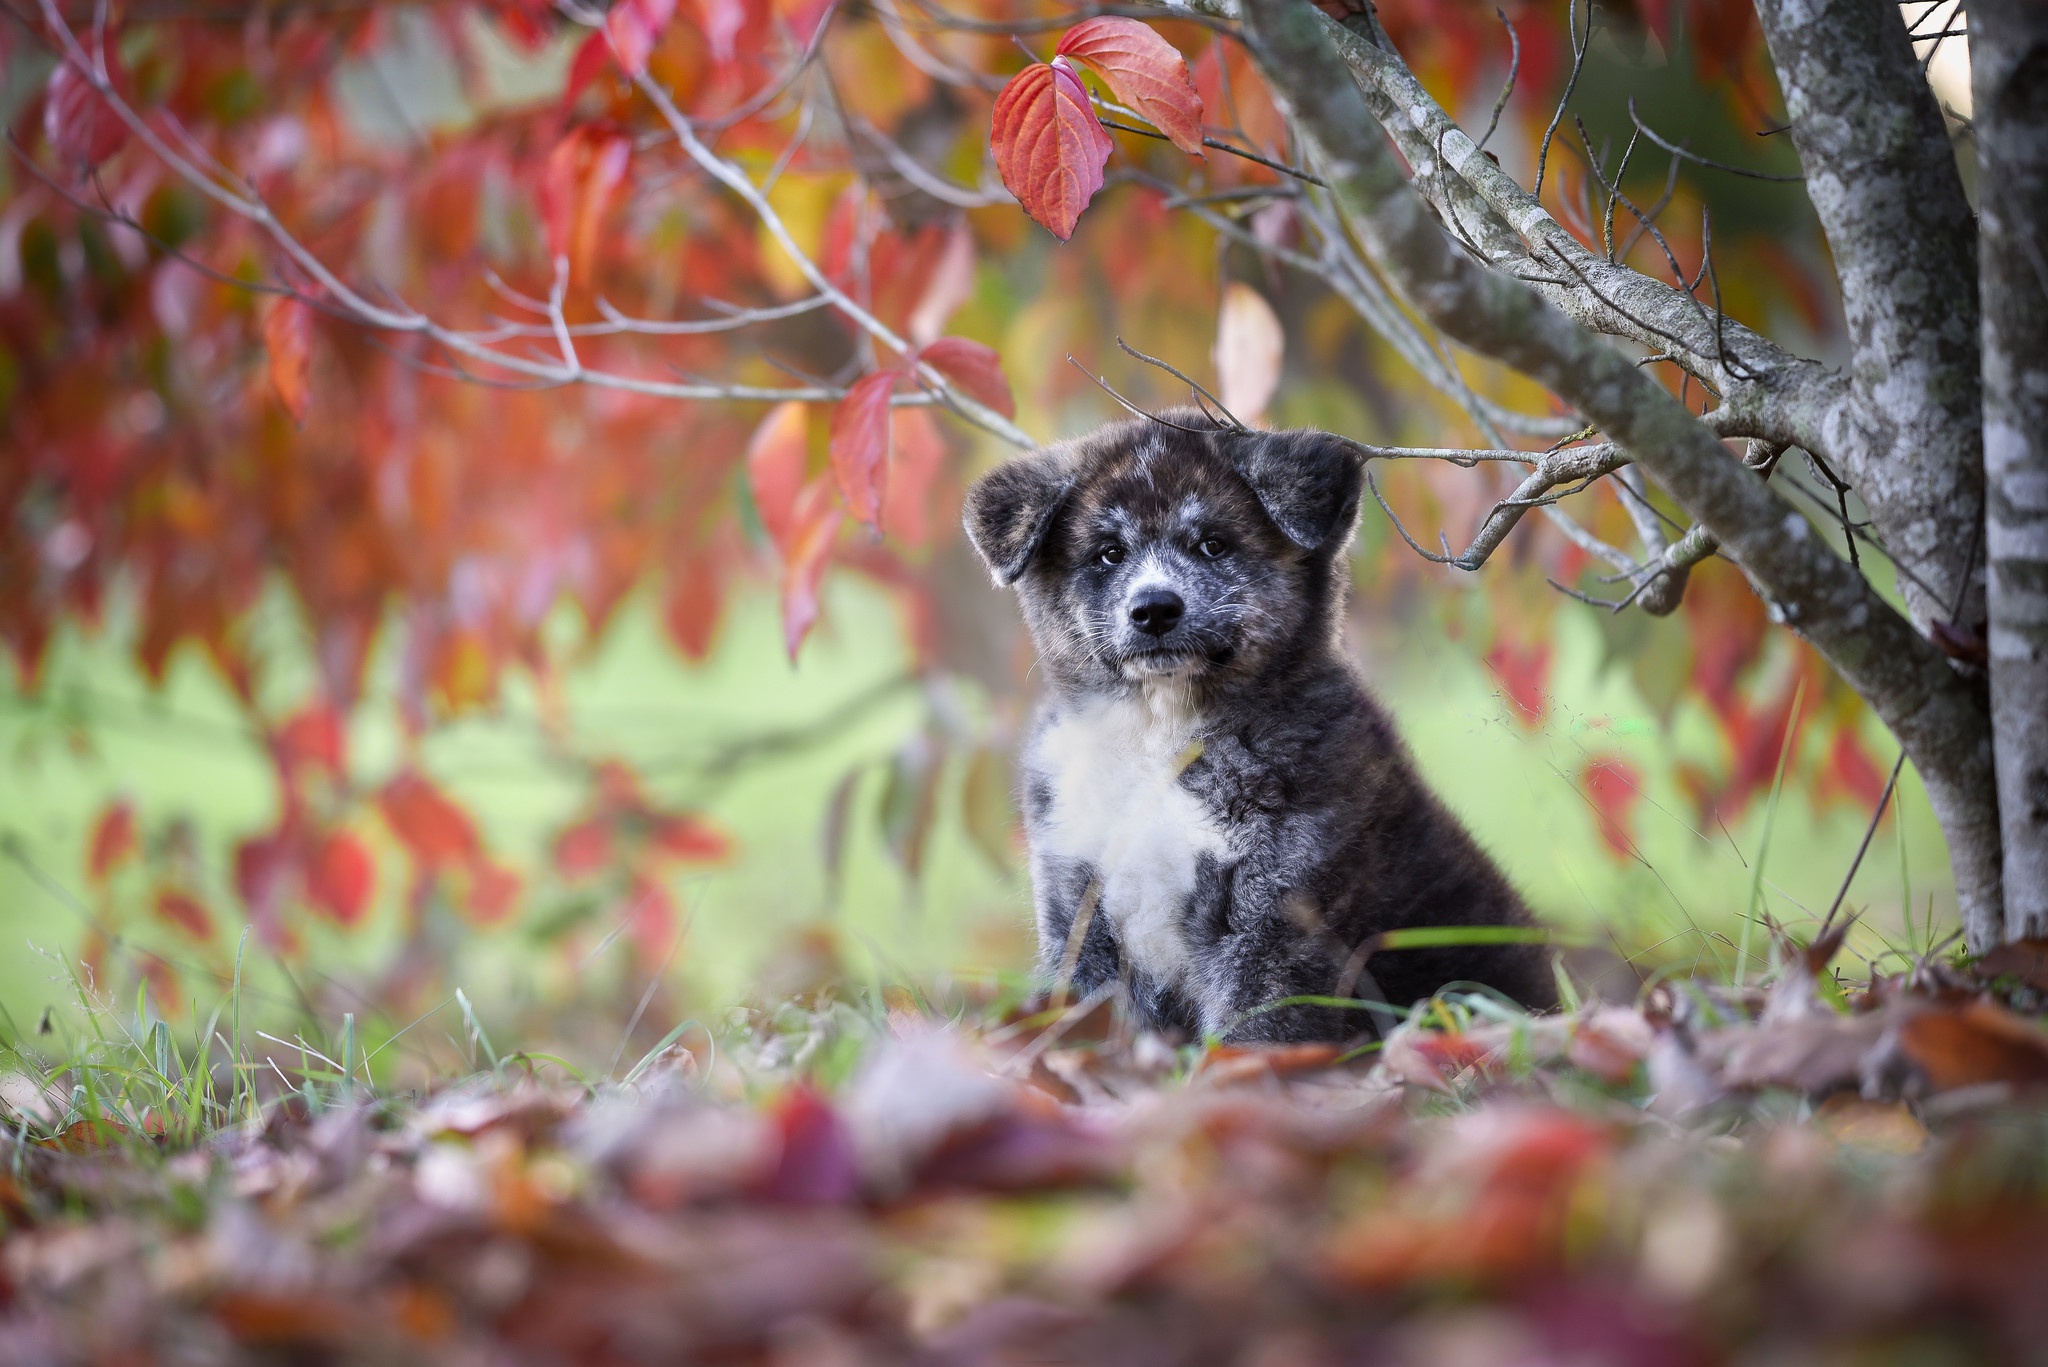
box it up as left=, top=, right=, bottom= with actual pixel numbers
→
left=1035, top=857, right=1121, bottom=1003
left=1189, top=866, right=1371, bottom=1044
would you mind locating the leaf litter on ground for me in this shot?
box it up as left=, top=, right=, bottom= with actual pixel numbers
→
left=4, top=935, right=2048, bottom=1365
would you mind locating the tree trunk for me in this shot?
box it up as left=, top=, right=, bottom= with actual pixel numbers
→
left=1751, top=0, right=1985, bottom=636
left=1974, top=2, right=2048, bottom=941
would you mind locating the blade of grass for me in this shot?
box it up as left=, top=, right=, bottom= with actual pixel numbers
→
left=1376, top=925, right=1591, bottom=949
left=454, top=990, right=501, bottom=1076
left=1738, top=678, right=1804, bottom=989
left=622, top=1019, right=709, bottom=1087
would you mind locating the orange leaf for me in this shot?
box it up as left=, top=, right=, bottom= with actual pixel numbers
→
left=262, top=298, right=313, bottom=424
left=781, top=480, right=844, bottom=660
left=541, top=126, right=632, bottom=280
left=746, top=401, right=811, bottom=555
left=1055, top=17, right=1204, bottom=155
left=87, top=800, right=138, bottom=883
left=881, top=406, right=947, bottom=549
left=990, top=59, right=1113, bottom=241
left=1897, top=1002, right=2048, bottom=1094
left=829, top=371, right=897, bottom=529
left=916, top=337, right=1015, bottom=419
left=306, top=831, right=375, bottom=926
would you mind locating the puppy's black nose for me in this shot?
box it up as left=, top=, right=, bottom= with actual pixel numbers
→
left=1129, top=588, right=1185, bottom=636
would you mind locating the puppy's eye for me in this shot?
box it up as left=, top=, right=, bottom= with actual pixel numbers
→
left=1098, top=544, right=1126, bottom=566
left=1197, top=537, right=1229, bottom=559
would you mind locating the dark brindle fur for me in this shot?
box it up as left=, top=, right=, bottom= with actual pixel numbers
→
left=964, top=411, right=1556, bottom=1042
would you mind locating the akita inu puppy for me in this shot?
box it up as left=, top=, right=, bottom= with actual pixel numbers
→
left=964, top=410, right=1556, bottom=1042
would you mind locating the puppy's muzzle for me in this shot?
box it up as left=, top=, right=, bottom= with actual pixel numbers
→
left=1128, top=588, right=1185, bottom=637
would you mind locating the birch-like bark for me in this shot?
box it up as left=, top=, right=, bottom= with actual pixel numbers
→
left=1233, top=0, right=2004, bottom=944
left=1752, top=0, right=1985, bottom=635
left=1974, top=1, right=2048, bottom=940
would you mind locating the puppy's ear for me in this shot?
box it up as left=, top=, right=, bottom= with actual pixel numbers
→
left=1230, top=429, right=1366, bottom=552
left=963, top=452, right=1075, bottom=585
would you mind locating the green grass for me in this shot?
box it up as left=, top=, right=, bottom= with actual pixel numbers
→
left=0, top=568, right=1961, bottom=1047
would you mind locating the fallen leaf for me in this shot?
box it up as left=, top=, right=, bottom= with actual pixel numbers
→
left=1973, top=940, right=2048, bottom=994
left=1896, top=1001, right=2048, bottom=1094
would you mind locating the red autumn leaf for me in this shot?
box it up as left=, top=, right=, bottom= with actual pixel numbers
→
left=262, top=298, right=313, bottom=424
left=829, top=370, right=898, bottom=529
left=990, top=58, right=1114, bottom=241
left=916, top=337, right=1015, bottom=420
left=1822, top=726, right=1888, bottom=810
left=153, top=887, right=214, bottom=939
left=882, top=407, right=947, bottom=549
left=377, top=771, right=480, bottom=869
left=1579, top=757, right=1642, bottom=859
left=306, top=830, right=375, bottom=926
left=781, top=480, right=844, bottom=660
left=492, top=0, right=556, bottom=49
left=276, top=704, right=346, bottom=776
left=541, top=126, right=632, bottom=280
left=746, top=401, right=811, bottom=555
left=650, top=812, right=731, bottom=862
left=87, top=801, right=138, bottom=883
left=466, top=858, right=521, bottom=925
left=1055, top=18, right=1204, bottom=155
left=563, top=30, right=612, bottom=107
left=604, top=0, right=676, bottom=77
left=44, top=59, right=127, bottom=167
left=663, top=573, right=723, bottom=661
left=554, top=815, right=616, bottom=880
left=233, top=828, right=296, bottom=920
left=625, top=874, right=681, bottom=960
left=1484, top=638, right=1551, bottom=727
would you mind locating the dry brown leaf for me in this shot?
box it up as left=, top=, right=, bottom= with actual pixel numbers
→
left=1895, top=1001, right=2048, bottom=1093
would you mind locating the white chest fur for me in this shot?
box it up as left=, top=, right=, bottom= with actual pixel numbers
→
left=1025, top=688, right=1229, bottom=988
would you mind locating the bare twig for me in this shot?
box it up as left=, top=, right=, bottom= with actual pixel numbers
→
left=1475, top=7, right=1520, bottom=153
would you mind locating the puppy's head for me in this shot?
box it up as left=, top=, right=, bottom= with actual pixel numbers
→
left=963, top=410, right=1364, bottom=695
